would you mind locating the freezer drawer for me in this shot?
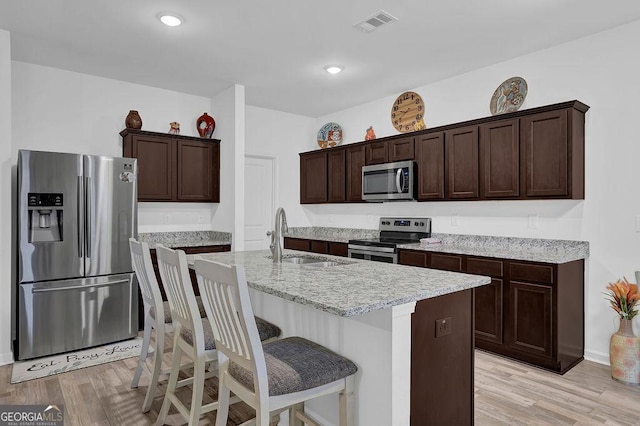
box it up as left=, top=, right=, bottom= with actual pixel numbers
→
left=17, top=274, right=138, bottom=360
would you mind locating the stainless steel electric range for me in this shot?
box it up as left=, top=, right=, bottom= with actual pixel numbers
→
left=348, top=217, right=431, bottom=264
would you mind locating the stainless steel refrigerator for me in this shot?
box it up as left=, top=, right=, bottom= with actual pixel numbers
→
left=17, top=150, right=138, bottom=360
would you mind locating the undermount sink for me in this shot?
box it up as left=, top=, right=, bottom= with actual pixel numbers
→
left=281, top=256, right=323, bottom=264
left=276, top=255, right=352, bottom=267
left=303, top=261, right=341, bottom=267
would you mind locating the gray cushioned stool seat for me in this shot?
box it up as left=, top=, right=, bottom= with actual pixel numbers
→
left=228, top=336, right=358, bottom=396
left=150, top=297, right=207, bottom=324
left=181, top=316, right=281, bottom=351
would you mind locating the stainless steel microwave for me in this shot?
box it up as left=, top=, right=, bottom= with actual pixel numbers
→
left=362, top=160, right=415, bottom=201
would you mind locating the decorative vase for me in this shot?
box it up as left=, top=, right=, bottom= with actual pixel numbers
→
left=125, top=110, right=142, bottom=129
left=609, top=318, right=640, bottom=385
left=196, top=113, right=215, bottom=138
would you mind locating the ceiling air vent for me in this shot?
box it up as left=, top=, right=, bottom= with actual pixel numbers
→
left=353, top=10, right=398, bottom=33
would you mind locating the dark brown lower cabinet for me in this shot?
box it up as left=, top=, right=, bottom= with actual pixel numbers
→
left=140, top=244, right=231, bottom=329
left=283, top=237, right=348, bottom=257
left=399, top=248, right=584, bottom=374
left=411, top=289, right=474, bottom=425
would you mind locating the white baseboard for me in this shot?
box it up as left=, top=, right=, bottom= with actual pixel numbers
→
left=585, top=349, right=609, bottom=366
left=0, top=351, right=14, bottom=366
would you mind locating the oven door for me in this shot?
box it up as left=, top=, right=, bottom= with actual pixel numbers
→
left=362, top=160, right=414, bottom=201
left=348, top=245, right=398, bottom=264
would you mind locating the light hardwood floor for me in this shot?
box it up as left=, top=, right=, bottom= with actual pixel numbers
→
left=1, top=348, right=639, bottom=425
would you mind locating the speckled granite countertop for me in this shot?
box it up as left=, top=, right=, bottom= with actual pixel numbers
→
left=186, top=249, right=490, bottom=317
left=284, top=227, right=379, bottom=243
left=285, top=227, right=588, bottom=264
left=397, top=233, right=589, bottom=264
left=137, top=231, right=231, bottom=249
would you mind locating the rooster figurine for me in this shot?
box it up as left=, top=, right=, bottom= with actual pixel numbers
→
left=365, top=126, right=376, bottom=141
left=169, top=121, right=180, bottom=135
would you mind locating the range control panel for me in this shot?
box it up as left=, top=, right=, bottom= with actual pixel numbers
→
left=379, top=217, right=431, bottom=233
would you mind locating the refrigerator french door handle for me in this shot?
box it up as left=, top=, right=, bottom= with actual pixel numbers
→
left=31, top=279, right=130, bottom=293
left=77, top=176, right=84, bottom=258
left=85, top=176, right=92, bottom=258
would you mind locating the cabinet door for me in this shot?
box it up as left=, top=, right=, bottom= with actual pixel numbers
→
left=133, top=135, right=174, bottom=201
left=346, top=145, right=366, bottom=202
left=365, top=140, right=388, bottom=165
left=480, top=119, right=519, bottom=198
left=415, top=133, right=445, bottom=200
left=327, top=148, right=346, bottom=202
left=177, top=140, right=218, bottom=202
left=522, top=109, right=569, bottom=197
left=507, top=281, right=553, bottom=358
left=300, top=152, right=327, bottom=204
left=389, top=137, right=415, bottom=162
left=474, top=279, right=504, bottom=344
left=445, top=126, right=479, bottom=199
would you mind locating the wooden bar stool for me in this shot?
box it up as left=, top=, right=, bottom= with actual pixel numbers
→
left=195, top=259, right=357, bottom=426
left=155, top=247, right=282, bottom=426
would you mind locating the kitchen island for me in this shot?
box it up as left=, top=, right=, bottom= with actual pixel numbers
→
left=187, top=249, right=490, bottom=426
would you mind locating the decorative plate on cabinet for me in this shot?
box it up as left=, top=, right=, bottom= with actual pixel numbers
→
left=489, top=77, right=528, bottom=115
left=317, top=122, right=343, bottom=149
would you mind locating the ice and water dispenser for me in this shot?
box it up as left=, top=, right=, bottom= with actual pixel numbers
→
left=28, top=193, right=63, bottom=242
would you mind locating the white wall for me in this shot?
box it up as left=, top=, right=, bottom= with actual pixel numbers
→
left=10, top=61, right=224, bottom=233
left=210, top=84, right=245, bottom=249
left=245, top=105, right=316, bottom=227
left=305, top=20, right=640, bottom=363
left=0, top=30, right=13, bottom=364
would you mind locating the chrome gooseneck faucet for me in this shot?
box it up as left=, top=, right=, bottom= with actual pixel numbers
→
left=267, top=207, right=288, bottom=263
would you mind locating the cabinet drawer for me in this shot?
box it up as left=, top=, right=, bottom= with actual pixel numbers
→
left=283, top=238, right=311, bottom=252
left=509, top=262, right=554, bottom=284
left=310, top=240, right=329, bottom=254
left=467, top=257, right=503, bottom=277
left=329, top=242, right=348, bottom=257
left=182, top=245, right=231, bottom=255
left=430, top=254, right=463, bottom=272
left=399, top=250, right=428, bottom=268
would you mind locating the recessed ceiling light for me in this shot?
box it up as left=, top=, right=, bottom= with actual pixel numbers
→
left=324, top=65, right=344, bottom=75
left=159, top=13, right=183, bottom=27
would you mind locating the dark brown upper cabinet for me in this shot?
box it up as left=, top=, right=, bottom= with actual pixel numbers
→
left=415, top=133, right=445, bottom=200
left=388, top=137, right=415, bottom=162
left=480, top=118, right=520, bottom=198
left=121, top=129, right=220, bottom=202
left=300, top=151, right=328, bottom=204
left=445, top=125, right=479, bottom=199
left=298, top=100, right=588, bottom=204
left=365, top=140, right=388, bottom=165
left=522, top=108, right=581, bottom=198
left=327, top=148, right=346, bottom=203
left=346, top=145, right=366, bottom=202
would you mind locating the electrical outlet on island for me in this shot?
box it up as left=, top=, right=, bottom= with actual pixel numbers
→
left=435, top=317, right=452, bottom=338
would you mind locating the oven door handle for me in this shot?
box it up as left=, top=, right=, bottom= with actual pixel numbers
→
left=348, top=246, right=396, bottom=255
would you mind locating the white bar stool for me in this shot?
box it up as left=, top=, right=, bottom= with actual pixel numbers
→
left=155, top=247, right=282, bottom=426
left=195, top=259, right=357, bottom=426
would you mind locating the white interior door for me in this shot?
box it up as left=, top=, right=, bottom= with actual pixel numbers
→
left=244, top=156, right=275, bottom=250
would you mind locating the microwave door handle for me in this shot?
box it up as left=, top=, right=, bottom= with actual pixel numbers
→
left=396, top=168, right=403, bottom=193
